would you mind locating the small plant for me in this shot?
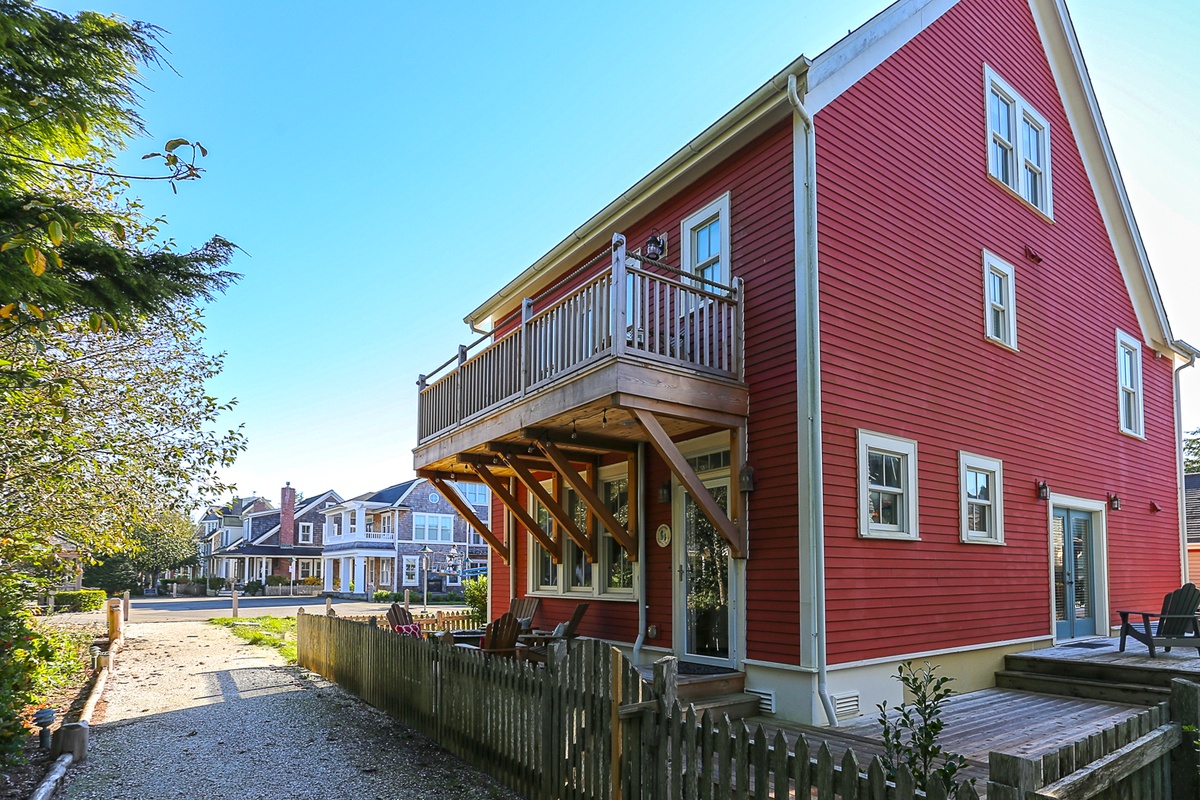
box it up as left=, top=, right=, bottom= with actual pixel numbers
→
left=877, top=661, right=973, bottom=794
left=53, top=589, right=106, bottom=612
left=243, top=580, right=264, bottom=597
left=299, top=576, right=322, bottom=586
left=463, top=576, right=488, bottom=626
left=207, top=577, right=227, bottom=590
left=373, top=590, right=394, bottom=603
left=265, top=575, right=286, bottom=586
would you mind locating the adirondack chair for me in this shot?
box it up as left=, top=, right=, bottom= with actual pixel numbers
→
left=386, top=603, right=422, bottom=637
left=509, top=597, right=540, bottom=633
left=457, top=612, right=524, bottom=659
left=1117, top=583, right=1200, bottom=657
left=522, top=602, right=589, bottom=665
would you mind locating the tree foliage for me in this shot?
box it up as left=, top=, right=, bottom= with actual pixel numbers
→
left=1185, top=428, right=1200, bottom=475
left=128, top=512, right=200, bottom=580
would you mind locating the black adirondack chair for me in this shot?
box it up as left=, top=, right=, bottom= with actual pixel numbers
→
left=1118, top=583, right=1200, bottom=658
left=522, top=602, right=590, bottom=665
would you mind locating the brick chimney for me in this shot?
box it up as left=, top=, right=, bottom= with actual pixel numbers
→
left=279, top=482, right=296, bottom=548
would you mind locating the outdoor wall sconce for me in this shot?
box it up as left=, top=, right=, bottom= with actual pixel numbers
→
left=1108, top=493, right=1121, bottom=511
left=739, top=464, right=756, bottom=492
left=1036, top=480, right=1050, bottom=501
left=645, top=230, right=665, bottom=261
left=659, top=481, right=672, bottom=504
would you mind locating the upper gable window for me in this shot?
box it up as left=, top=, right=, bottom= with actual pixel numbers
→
left=985, top=66, right=1052, bottom=217
left=297, top=522, right=313, bottom=544
left=680, top=193, right=730, bottom=288
left=1116, top=330, right=1144, bottom=437
left=982, top=250, right=1017, bottom=349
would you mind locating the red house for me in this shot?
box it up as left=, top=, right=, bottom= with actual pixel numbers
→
left=413, top=0, right=1197, bottom=725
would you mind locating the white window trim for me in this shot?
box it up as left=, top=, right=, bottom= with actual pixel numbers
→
left=958, top=452, right=1005, bottom=545
left=680, top=192, right=731, bottom=290
left=1116, top=329, right=1145, bottom=439
left=402, top=555, right=420, bottom=586
left=857, top=430, right=920, bottom=540
left=412, top=512, right=455, bottom=542
left=297, top=522, right=313, bottom=545
left=984, top=65, right=1053, bottom=218
left=982, top=250, right=1018, bottom=351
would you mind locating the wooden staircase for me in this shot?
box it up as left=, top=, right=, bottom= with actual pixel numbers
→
left=995, top=652, right=1173, bottom=705
left=675, top=671, right=761, bottom=721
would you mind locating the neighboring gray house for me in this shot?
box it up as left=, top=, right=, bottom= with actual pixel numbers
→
left=211, top=485, right=342, bottom=583
left=321, top=478, right=490, bottom=598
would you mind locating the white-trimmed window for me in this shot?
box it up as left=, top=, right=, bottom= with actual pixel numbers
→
left=455, top=482, right=489, bottom=506
left=1116, top=330, right=1144, bottom=437
left=602, top=476, right=633, bottom=594
left=983, top=250, right=1018, bottom=349
left=412, top=513, right=454, bottom=542
left=297, top=522, right=313, bottom=545
left=959, top=452, right=1005, bottom=544
left=681, top=193, right=731, bottom=289
left=402, top=555, right=419, bottom=586
left=381, top=514, right=393, bottom=534
left=986, top=66, right=1052, bottom=216
left=565, top=490, right=593, bottom=591
left=532, top=499, right=559, bottom=592
left=857, top=431, right=919, bottom=540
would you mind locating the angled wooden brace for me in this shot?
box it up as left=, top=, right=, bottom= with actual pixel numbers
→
left=536, top=438, right=638, bottom=562
left=500, top=452, right=596, bottom=563
left=470, top=462, right=561, bottom=564
left=418, top=471, right=510, bottom=563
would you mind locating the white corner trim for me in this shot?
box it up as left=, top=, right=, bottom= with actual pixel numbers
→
left=807, top=0, right=960, bottom=113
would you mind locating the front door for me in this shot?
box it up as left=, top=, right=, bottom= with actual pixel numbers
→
left=676, top=479, right=735, bottom=666
left=1053, top=507, right=1096, bottom=639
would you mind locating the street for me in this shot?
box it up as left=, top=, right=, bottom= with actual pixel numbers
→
left=54, top=595, right=469, bottom=624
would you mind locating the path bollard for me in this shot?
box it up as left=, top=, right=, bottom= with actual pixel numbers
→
left=122, top=590, right=130, bottom=621
left=325, top=595, right=333, bottom=616
left=231, top=588, right=238, bottom=619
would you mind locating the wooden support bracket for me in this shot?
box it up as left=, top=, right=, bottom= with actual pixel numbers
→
left=631, top=408, right=744, bottom=558
left=500, top=453, right=595, bottom=562
left=470, top=463, right=561, bottom=563
left=420, top=472, right=510, bottom=563
left=536, top=438, right=638, bottom=562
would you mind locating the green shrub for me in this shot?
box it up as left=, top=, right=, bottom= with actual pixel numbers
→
left=373, top=590, right=395, bottom=603
left=207, top=577, right=227, bottom=590
left=243, top=580, right=264, bottom=597
left=175, top=575, right=190, bottom=584
left=265, top=575, right=286, bottom=586
left=463, top=576, right=488, bottom=626
left=299, top=576, right=322, bottom=586
left=877, top=661, right=973, bottom=795
left=53, top=590, right=106, bottom=612
left=82, top=555, right=138, bottom=596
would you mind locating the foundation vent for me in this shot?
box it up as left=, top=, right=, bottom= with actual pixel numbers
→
left=744, top=688, right=776, bottom=715
left=832, top=691, right=861, bottom=720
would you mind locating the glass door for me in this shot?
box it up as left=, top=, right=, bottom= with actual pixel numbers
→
left=678, top=480, right=734, bottom=665
left=1053, top=508, right=1096, bottom=639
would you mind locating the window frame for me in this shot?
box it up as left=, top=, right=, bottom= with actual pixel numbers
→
left=680, top=193, right=731, bottom=291
left=857, top=430, right=920, bottom=541
left=959, top=452, right=1005, bottom=545
left=1116, top=329, right=1145, bottom=438
left=985, top=65, right=1053, bottom=218
left=982, top=250, right=1018, bottom=350
left=402, top=555, right=420, bottom=586
left=297, top=522, right=313, bottom=545
left=412, top=512, right=455, bottom=542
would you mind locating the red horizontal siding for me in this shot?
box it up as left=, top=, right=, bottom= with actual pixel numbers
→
left=816, top=0, right=1180, bottom=665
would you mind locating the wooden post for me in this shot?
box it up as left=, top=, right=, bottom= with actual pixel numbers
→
left=122, top=590, right=130, bottom=622
left=611, top=647, right=625, bottom=800
left=326, top=595, right=333, bottom=616
left=404, top=589, right=410, bottom=611
left=231, top=588, right=238, bottom=619
left=612, top=234, right=627, bottom=358
left=652, top=656, right=677, bottom=800
left=520, top=297, right=534, bottom=393
left=1171, top=678, right=1200, bottom=800
left=987, top=752, right=1041, bottom=800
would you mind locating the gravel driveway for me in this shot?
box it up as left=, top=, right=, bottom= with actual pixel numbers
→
left=60, top=620, right=522, bottom=799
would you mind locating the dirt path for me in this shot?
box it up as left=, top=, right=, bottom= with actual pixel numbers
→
left=60, top=620, right=520, bottom=799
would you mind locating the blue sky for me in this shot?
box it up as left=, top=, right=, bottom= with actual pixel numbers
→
left=46, top=0, right=1200, bottom=504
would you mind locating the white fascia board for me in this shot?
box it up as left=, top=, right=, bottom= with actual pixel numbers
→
left=463, top=57, right=811, bottom=327
left=1029, top=0, right=1177, bottom=356
left=806, top=0, right=960, bottom=113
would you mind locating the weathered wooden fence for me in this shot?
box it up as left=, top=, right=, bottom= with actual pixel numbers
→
left=297, top=614, right=1200, bottom=800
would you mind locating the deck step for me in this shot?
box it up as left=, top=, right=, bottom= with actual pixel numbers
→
left=676, top=672, right=746, bottom=702
left=1004, top=653, right=1186, bottom=689
left=685, top=692, right=762, bottom=721
left=995, top=669, right=1169, bottom=706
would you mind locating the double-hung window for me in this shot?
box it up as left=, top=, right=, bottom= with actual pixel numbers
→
left=986, top=66, right=1052, bottom=216
left=402, top=555, right=419, bottom=586
left=1116, top=330, right=1144, bottom=437
left=681, top=194, right=730, bottom=289
left=412, top=513, right=454, bottom=542
left=297, top=522, right=313, bottom=545
left=982, top=250, right=1017, bottom=349
left=959, top=452, right=1005, bottom=544
left=532, top=498, right=558, bottom=591
left=857, top=431, right=919, bottom=540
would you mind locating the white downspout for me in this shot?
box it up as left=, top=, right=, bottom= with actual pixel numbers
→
left=632, top=443, right=649, bottom=664
left=1173, top=343, right=1197, bottom=583
left=787, top=74, right=837, bottom=728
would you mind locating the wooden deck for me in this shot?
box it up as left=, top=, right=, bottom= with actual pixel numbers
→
left=1021, top=636, right=1200, bottom=675
left=747, top=687, right=1145, bottom=791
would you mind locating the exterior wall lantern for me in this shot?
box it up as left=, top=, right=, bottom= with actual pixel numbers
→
left=1036, top=480, right=1050, bottom=501
left=1108, top=493, right=1121, bottom=512
left=644, top=230, right=665, bottom=261
left=659, top=481, right=672, bottom=504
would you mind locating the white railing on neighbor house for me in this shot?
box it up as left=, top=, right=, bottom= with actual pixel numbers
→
left=417, top=233, right=744, bottom=443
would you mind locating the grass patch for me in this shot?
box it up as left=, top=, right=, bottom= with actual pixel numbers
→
left=209, top=616, right=297, bottom=662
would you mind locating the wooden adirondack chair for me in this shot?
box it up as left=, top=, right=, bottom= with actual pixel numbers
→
left=1118, top=583, right=1200, bottom=657
left=509, top=597, right=540, bottom=633
left=522, top=602, right=589, bottom=665
left=386, top=603, right=422, bottom=637
left=457, top=612, right=524, bottom=658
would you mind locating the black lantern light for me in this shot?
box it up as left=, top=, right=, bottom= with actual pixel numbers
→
left=1036, top=480, right=1050, bottom=501
left=645, top=230, right=664, bottom=261
left=1108, top=493, right=1121, bottom=512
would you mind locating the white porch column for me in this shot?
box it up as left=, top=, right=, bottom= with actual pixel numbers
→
left=355, top=506, right=366, bottom=537
left=340, top=557, right=351, bottom=593
left=342, top=510, right=351, bottom=537
left=353, top=556, right=366, bottom=597
left=242, top=556, right=249, bottom=581
left=323, top=559, right=334, bottom=592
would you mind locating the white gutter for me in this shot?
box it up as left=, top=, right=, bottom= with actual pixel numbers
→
left=787, top=74, right=837, bottom=728
left=1173, top=340, right=1199, bottom=582
left=632, top=443, right=649, bottom=664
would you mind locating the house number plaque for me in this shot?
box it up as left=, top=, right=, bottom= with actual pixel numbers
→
left=655, top=524, right=672, bottom=548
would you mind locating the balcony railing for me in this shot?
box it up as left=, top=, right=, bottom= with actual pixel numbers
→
left=417, top=234, right=743, bottom=443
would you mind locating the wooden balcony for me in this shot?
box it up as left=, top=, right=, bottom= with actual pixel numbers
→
left=414, top=234, right=747, bottom=470
left=413, top=234, right=750, bottom=563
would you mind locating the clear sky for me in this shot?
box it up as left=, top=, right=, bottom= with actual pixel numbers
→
left=45, top=0, right=1200, bottom=505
